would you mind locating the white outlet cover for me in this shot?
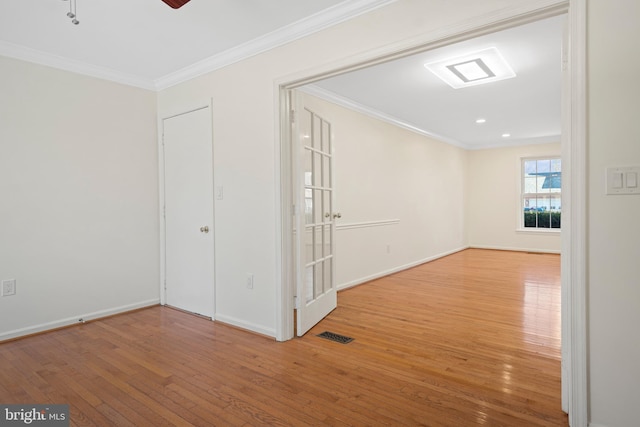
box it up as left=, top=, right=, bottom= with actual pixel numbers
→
left=2, top=279, right=16, bottom=296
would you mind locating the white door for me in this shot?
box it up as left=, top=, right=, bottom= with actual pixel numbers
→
left=163, top=107, right=215, bottom=318
left=294, top=94, right=337, bottom=336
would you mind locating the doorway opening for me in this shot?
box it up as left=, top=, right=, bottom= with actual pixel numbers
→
left=277, top=1, right=586, bottom=425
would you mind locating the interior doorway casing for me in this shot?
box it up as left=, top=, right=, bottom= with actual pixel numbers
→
left=275, top=0, right=586, bottom=425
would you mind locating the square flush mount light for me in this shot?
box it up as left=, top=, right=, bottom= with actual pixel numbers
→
left=424, top=47, right=516, bottom=89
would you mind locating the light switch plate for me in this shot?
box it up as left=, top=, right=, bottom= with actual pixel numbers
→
left=2, top=279, right=16, bottom=296
left=606, top=166, right=640, bottom=195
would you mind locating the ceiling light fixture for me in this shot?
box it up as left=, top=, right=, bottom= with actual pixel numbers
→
left=502, top=133, right=511, bottom=138
left=475, top=118, right=487, bottom=124
left=62, top=0, right=79, bottom=25
left=425, top=47, right=516, bottom=89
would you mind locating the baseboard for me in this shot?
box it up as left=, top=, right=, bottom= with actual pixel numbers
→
left=469, top=244, right=561, bottom=254
left=337, top=246, right=469, bottom=291
left=214, top=313, right=276, bottom=338
left=0, top=299, right=160, bottom=342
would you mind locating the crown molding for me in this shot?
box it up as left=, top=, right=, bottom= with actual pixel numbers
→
left=300, top=84, right=469, bottom=149
left=0, top=41, right=157, bottom=91
left=301, top=85, right=561, bottom=151
left=1, top=0, right=396, bottom=91
left=154, top=0, right=397, bottom=90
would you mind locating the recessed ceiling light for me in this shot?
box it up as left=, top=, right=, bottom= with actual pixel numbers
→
left=502, top=133, right=511, bottom=138
left=475, top=118, right=486, bottom=124
left=424, top=47, right=516, bottom=89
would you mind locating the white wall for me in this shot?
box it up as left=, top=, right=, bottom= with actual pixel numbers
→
left=467, top=143, right=561, bottom=253
left=587, top=1, right=640, bottom=426
left=301, top=92, right=467, bottom=289
left=0, top=57, right=160, bottom=340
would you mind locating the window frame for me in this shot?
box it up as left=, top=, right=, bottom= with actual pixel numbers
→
left=519, top=156, right=562, bottom=232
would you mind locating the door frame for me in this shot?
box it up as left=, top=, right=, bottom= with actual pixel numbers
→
left=275, top=0, right=587, bottom=425
left=159, top=100, right=216, bottom=317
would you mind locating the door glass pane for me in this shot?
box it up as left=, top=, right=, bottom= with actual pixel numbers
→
left=324, top=225, right=332, bottom=258
left=322, top=121, right=331, bottom=154
left=304, top=149, right=312, bottom=185
left=323, top=153, right=331, bottom=188
left=305, top=265, right=314, bottom=303
left=314, top=261, right=323, bottom=299
left=305, top=226, right=313, bottom=264
left=304, top=149, right=313, bottom=224
left=304, top=188, right=313, bottom=225
left=324, top=258, right=332, bottom=294
left=313, top=115, right=321, bottom=149
left=314, top=152, right=322, bottom=187
left=313, top=189, right=322, bottom=224
left=314, top=226, right=322, bottom=262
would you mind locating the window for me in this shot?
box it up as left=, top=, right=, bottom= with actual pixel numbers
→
left=522, top=157, right=561, bottom=229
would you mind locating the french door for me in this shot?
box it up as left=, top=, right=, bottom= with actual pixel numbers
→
left=293, top=93, right=337, bottom=336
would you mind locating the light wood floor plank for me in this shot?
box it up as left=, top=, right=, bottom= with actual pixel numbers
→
left=0, top=249, right=567, bottom=426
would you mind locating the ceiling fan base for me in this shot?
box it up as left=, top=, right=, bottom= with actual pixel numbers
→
left=161, top=0, right=191, bottom=9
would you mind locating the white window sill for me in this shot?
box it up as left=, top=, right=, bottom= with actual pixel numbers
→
left=516, top=228, right=561, bottom=235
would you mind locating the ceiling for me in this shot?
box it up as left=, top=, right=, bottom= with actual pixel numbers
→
left=0, top=0, right=388, bottom=87
left=306, top=14, right=564, bottom=149
left=0, top=1, right=563, bottom=149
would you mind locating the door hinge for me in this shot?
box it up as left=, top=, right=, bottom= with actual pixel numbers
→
left=292, top=204, right=296, bottom=216
left=290, top=109, right=296, bottom=124
left=163, top=205, right=166, bottom=218
left=294, top=295, right=299, bottom=309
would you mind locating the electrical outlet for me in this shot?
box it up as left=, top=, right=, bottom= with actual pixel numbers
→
left=2, top=279, right=16, bottom=296
left=246, top=273, right=254, bottom=289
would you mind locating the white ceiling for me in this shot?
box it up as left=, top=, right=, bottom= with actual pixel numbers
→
left=0, top=0, right=390, bottom=88
left=0, top=1, right=563, bottom=149
left=307, top=15, right=564, bottom=149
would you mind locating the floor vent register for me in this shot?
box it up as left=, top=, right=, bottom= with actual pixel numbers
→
left=316, top=331, right=354, bottom=344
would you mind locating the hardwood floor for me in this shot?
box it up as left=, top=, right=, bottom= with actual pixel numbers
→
left=0, top=249, right=567, bottom=426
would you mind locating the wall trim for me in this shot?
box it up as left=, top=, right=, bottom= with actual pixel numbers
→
left=338, top=246, right=468, bottom=291
left=469, top=245, right=560, bottom=254
left=565, top=0, right=588, bottom=425
left=336, top=219, right=400, bottom=231
left=300, top=85, right=465, bottom=148
left=0, top=299, right=160, bottom=342
left=154, top=0, right=397, bottom=90
left=301, top=85, right=561, bottom=150
left=215, top=314, right=276, bottom=338
left=0, top=41, right=157, bottom=90
left=0, top=0, right=396, bottom=91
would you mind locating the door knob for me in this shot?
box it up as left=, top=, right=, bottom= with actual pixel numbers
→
left=332, top=213, right=342, bottom=219
left=200, top=226, right=209, bottom=233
